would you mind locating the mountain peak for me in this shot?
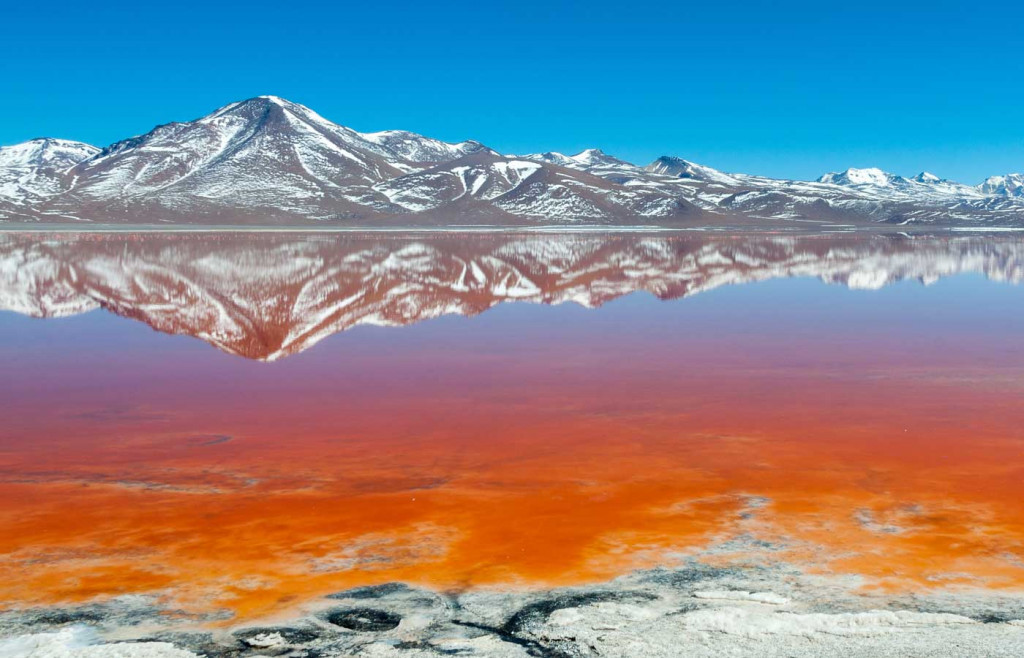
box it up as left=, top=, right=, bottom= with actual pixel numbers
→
left=979, top=173, right=1024, bottom=197
left=569, top=148, right=632, bottom=167
left=357, top=130, right=493, bottom=164
left=648, top=155, right=693, bottom=169
left=0, top=138, right=99, bottom=169
left=204, top=95, right=322, bottom=125
left=645, top=156, right=741, bottom=185
left=238, top=95, right=302, bottom=108
left=912, top=171, right=941, bottom=183
left=818, top=167, right=897, bottom=187
left=518, top=149, right=632, bottom=170
left=522, top=151, right=576, bottom=167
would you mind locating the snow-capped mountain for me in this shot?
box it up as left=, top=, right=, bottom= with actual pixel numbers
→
left=814, top=167, right=987, bottom=203
left=2, top=232, right=1021, bottom=360
left=645, top=156, right=747, bottom=186
left=524, top=148, right=634, bottom=170
left=372, top=151, right=689, bottom=221
left=818, top=167, right=902, bottom=187
left=360, top=130, right=494, bottom=164
left=0, top=96, right=1022, bottom=226
left=816, top=167, right=979, bottom=197
left=47, top=96, right=505, bottom=222
left=980, top=174, right=1024, bottom=197
left=0, top=137, right=98, bottom=171
left=0, top=138, right=99, bottom=211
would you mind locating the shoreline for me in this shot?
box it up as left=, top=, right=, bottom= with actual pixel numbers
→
left=1, top=222, right=1023, bottom=235
left=5, top=561, right=1024, bottom=657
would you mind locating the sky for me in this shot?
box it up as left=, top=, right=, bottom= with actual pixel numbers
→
left=3, top=0, right=1022, bottom=183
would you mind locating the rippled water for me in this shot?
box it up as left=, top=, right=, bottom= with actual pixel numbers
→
left=2, top=231, right=1024, bottom=625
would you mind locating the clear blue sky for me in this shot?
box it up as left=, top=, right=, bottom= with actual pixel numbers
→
left=3, top=1, right=1022, bottom=183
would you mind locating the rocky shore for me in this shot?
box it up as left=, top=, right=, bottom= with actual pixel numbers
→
left=5, top=561, right=1024, bottom=657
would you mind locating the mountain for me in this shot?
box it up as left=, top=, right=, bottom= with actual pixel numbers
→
left=1, top=96, right=1022, bottom=226
left=0, top=137, right=98, bottom=173
left=817, top=167, right=915, bottom=188
left=6, top=97, right=696, bottom=224
left=815, top=167, right=986, bottom=202
left=2, top=232, right=1022, bottom=361
left=0, top=138, right=99, bottom=215
left=980, top=174, right=1024, bottom=197
left=358, top=130, right=493, bottom=165
left=645, top=156, right=745, bottom=186
left=45, top=96, right=501, bottom=222
left=524, top=148, right=635, bottom=170
left=372, top=151, right=690, bottom=222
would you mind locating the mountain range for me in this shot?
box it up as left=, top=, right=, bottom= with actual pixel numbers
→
left=3, top=232, right=1021, bottom=360
left=1, top=96, right=1023, bottom=227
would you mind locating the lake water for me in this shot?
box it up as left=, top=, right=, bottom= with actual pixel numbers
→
left=2, top=231, right=1024, bottom=638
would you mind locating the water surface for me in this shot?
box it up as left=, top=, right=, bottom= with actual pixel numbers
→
left=2, top=232, right=1023, bottom=622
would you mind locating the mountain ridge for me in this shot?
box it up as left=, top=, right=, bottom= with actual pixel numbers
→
left=2, top=96, right=1022, bottom=226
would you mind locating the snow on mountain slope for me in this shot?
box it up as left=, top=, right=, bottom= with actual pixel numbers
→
left=1, top=96, right=1022, bottom=225
left=358, top=130, right=493, bottom=165
left=980, top=173, right=1024, bottom=197
left=816, top=167, right=983, bottom=199
left=375, top=152, right=546, bottom=212
left=645, top=156, right=747, bottom=187
left=909, top=172, right=986, bottom=198
left=570, top=148, right=632, bottom=168
left=620, top=159, right=1015, bottom=224
left=0, top=138, right=99, bottom=205
left=524, top=149, right=635, bottom=170
left=51, top=96, right=424, bottom=219
left=374, top=151, right=694, bottom=221
left=0, top=138, right=98, bottom=170
left=523, top=150, right=650, bottom=191
left=522, top=151, right=579, bottom=168
left=818, top=167, right=899, bottom=187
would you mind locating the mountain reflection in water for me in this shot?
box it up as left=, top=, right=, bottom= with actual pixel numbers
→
left=1, top=231, right=1022, bottom=360
left=2, top=231, right=1024, bottom=624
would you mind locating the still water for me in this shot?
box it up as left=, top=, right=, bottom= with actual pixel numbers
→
left=1, top=232, right=1023, bottom=623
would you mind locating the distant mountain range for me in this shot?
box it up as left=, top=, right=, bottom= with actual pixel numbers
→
left=3, top=232, right=1021, bottom=360
left=1, top=96, right=1023, bottom=227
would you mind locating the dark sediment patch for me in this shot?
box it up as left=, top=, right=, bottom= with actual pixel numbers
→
left=639, top=564, right=738, bottom=590
left=394, top=640, right=466, bottom=655
left=451, top=619, right=591, bottom=658
left=880, top=596, right=1024, bottom=625
left=920, top=609, right=1024, bottom=624
left=21, top=607, right=108, bottom=626
left=326, top=583, right=413, bottom=600
left=449, top=590, right=657, bottom=658
left=977, top=613, right=1015, bottom=624
left=141, top=631, right=218, bottom=653
left=501, top=591, right=657, bottom=635
left=324, top=608, right=402, bottom=632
